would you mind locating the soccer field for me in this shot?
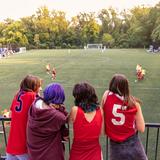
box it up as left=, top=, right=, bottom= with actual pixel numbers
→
left=0, top=49, right=160, bottom=122
left=0, top=49, right=160, bottom=159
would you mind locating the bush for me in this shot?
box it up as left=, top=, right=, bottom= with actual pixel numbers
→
left=27, top=44, right=37, bottom=50
left=48, top=42, right=55, bottom=49
left=119, top=43, right=130, bottom=48
left=39, top=43, right=49, bottom=49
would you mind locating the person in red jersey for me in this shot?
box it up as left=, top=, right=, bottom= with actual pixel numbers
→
left=69, top=82, right=103, bottom=160
left=6, top=75, right=42, bottom=160
left=101, top=74, right=148, bottom=160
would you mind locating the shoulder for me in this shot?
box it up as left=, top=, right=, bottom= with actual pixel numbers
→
left=69, top=106, right=79, bottom=123
left=71, top=106, right=79, bottom=116
left=35, top=99, right=44, bottom=109
left=25, top=91, right=36, bottom=97
left=24, top=91, right=36, bottom=101
left=96, top=107, right=103, bottom=120
left=103, top=90, right=109, bottom=97
left=46, top=107, right=67, bottom=122
left=71, top=106, right=78, bottom=112
left=12, top=91, right=35, bottom=104
left=21, top=91, right=36, bottom=100
left=135, top=102, right=141, bottom=110
left=101, top=90, right=109, bottom=107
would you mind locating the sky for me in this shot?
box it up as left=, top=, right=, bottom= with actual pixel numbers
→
left=0, top=0, right=160, bottom=21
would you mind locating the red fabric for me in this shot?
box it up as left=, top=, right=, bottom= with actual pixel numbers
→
left=6, top=91, right=36, bottom=154
left=103, top=92, right=137, bottom=142
left=69, top=107, right=102, bottom=160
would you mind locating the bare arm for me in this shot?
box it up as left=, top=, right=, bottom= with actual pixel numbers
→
left=100, top=107, right=105, bottom=135
left=135, top=103, right=145, bottom=133
left=100, top=90, right=109, bottom=108
left=100, top=90, right=109, bottom=135
left=68, top=106, right=78, bottom=123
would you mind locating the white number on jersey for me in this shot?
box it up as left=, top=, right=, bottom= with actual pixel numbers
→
left=111, top=104, right=125, bottom=125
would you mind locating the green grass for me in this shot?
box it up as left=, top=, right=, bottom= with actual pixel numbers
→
left=0, top=49, right=160, bottom=159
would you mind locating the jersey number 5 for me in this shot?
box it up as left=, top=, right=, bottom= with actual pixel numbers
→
left=112, top=104, right=125, bottom=125
left=15, top=92, right=24, bottom=112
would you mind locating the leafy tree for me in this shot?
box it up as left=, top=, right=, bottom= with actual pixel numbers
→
left=151, top=23, right=160, bottom=42
left=0, top=4, right=160, bottom=49
left=2, top=20, right=28, bottom=48
left=34, top=34, right=40, bottom=48
left=21, top=15, right=37, bottom=48
left=50, top=10, right=69, bottom=47
left=102, top=33, right=114, bottom=47
left=127, top=6, right=151, bottom=47
left=98, top=9, right=111, bottom=35
left=149, top=2, right=160, bottom=43
left=74, top=12, right=100, bottom=46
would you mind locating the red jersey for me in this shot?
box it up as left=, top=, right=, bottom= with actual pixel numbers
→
left=7, top=91, right=36, bottom=155
left=69, top=107, right=102, bottom=160
left=103, top=92, right=137, bottom=142
left=73, top=107, right=102, bottom=140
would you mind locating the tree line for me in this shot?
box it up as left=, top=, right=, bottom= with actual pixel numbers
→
left=0, top=2, right=160, bottom=49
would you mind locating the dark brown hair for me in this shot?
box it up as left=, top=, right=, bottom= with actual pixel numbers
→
left=20, top=75, right=41, bottom=93
left=109, top=74, right=140, bottom=108
left=73, top=82, right=99, bottom=112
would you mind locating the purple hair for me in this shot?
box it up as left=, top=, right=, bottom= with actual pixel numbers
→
left=43, top=83, right=65, bottom=104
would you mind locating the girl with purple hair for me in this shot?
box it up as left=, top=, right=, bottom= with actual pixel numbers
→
left=27, top=83, right=68, bottom=160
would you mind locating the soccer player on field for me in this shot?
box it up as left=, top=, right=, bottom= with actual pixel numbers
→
left=101, top=74, right=148, bottom=160
left=6, top=75, right=42, bottom=160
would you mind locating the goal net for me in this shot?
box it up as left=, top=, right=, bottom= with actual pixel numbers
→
left=86, top=44, right=103, bottom=50
left=19, top=47, right=26, bottom=53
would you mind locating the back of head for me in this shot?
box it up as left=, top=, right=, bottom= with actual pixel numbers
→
left=109, top=74, right=129, bottom=98
left=109, top=74, right=139, bottom=107
left=73, top=82, right=98, bottom=112
left=20, top=75, right=41, bottom=93
left=43, top=83, right=65, bottom=105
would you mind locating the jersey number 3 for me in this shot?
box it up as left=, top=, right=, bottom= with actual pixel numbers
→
left=112, top=104, right=125, bottom=125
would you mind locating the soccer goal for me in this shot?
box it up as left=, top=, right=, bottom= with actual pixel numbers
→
left=19, top=47, right=26, bottom=53
left=86, top=44, right=103, bottom=50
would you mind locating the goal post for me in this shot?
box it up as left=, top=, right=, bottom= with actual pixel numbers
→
left=86, top=44, right=103, bottom=50
left=19, top=47, right=26, bottom=53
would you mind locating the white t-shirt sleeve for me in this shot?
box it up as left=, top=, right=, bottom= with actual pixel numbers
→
left=35, top=99, right=43, bottom=109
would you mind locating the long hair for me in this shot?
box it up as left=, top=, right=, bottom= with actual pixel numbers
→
left=20, top=75, right=41, bottom=93
left=43, top=83, right=65, bottom=105
left=73, top=82, right=99, bottom=112
left=109, top=74, right=140, bottom=108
